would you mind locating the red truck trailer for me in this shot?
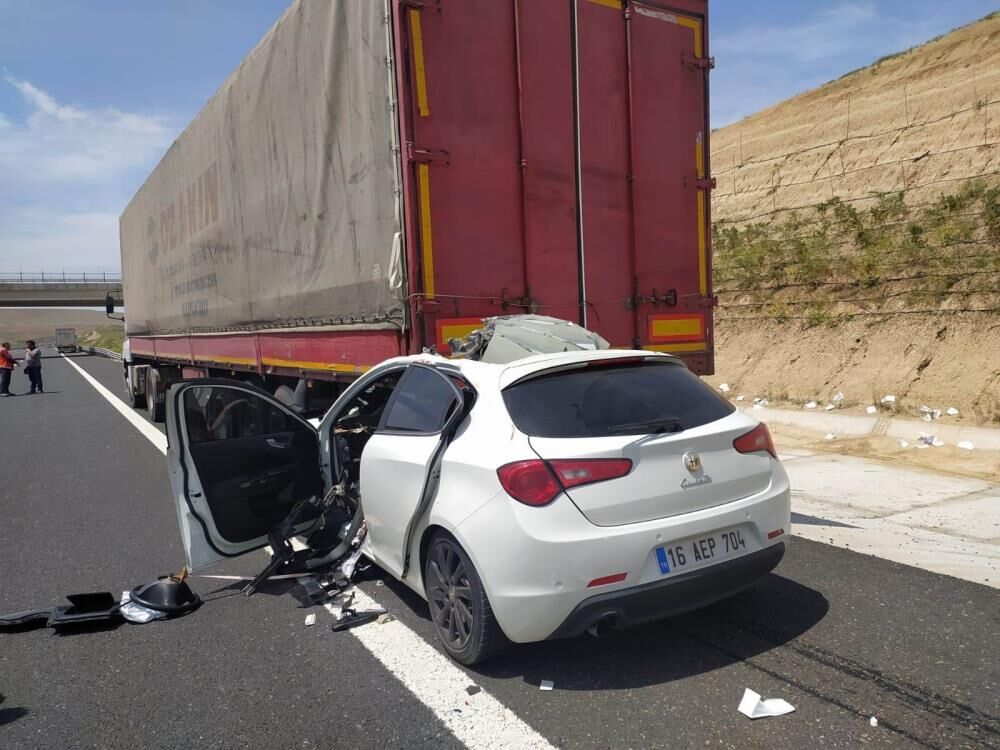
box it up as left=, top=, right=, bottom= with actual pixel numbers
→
left=119, top=0, right=715, bottom=421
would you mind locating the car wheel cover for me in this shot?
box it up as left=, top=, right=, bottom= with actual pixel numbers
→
left=427, top=542, right=474, bottom=651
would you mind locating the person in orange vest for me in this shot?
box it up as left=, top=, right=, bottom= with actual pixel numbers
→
left=0, top=341, right=18, bottom=396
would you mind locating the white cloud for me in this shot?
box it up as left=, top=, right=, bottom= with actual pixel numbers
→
left=711, top=2, right=944, bottom=126
left=0, top=75, right=180, bottom=271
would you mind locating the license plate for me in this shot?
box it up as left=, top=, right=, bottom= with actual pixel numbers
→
left=655, top=528, right=748, bottom=576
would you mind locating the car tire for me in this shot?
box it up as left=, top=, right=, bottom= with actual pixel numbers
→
left=424, top=532, right=509, bottom=666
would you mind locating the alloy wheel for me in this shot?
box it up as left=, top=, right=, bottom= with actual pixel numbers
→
left=426, top=540, right=474, bottom=651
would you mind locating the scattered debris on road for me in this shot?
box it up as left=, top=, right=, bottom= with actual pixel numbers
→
left=870, top=716, right=879, bottom=727
left=804, top=401, right=817, bottom=409
left=867, top=405, right=878, bottom=414
left=918, top=433, right=944, bottom=447
left=957, top=441, right=975, bottom=450
left=881, top=395, right=897, bottom=405
left=946, top=407, right=960, bottom=416
left=719, top=383, right=731, bottom=392
left=737, top=688, right=795, bottom=719
left=466, top=685, right=482, bottom=696
left=304, top=613, right=317, bottom=626
left=824, top=403, right=836, bottom=412
left=825, top=433, right=836, bottom=440
left=120, top=591, right=166, bottom=624
left=539, top=680, right=555, bottom=691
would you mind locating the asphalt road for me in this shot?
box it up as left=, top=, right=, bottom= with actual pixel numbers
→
left=1, top=351, right=998, bottom=749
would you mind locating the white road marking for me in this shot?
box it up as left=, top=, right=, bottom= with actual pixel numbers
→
left=323, top=590, right=554, bottom=750
left=68, top=353, right=554, bottom=749
left=61, top=354, right=167, bottom=454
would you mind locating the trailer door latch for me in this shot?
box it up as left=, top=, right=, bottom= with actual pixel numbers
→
left=696, top=177, right=716, bottom=191
left=406, top=142, right=450, bottom=165
left=682, top=55, right=715, bottom=70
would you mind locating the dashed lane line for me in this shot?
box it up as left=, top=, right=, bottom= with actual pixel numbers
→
left=65, top=352, right=555, bottom=750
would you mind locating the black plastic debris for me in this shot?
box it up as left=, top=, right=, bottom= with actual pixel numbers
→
left=129, top=574, right=202, bottom=617
left=331, top=606, right=386, bottom=632
left=0, top=592, right=122, bottom=632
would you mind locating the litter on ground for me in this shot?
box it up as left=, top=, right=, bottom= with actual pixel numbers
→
left=957, top=441, right=975, bottom=450
left=737, top=688, right=795, bottom=719
left=719, top=383, right=731, bottom=392
left=946, top=407, right=960, bottom=416
left=824, top=403, right=835, bottom=411
left=804, top=401, right=817, bottom=409
left=540, top=680, right=555, bottom=691
left=833, top=392, right=845, bottom=402
left=866, top=405, right=878, bottom=414
left=870, top=717, right=879, bottom=727
left=899, top=440, right=909, bottom=448
left=824, top=433, right=836, bottom=440
left=304, top=613, right=317, bottom=626
left=881, top=395, right=896, bottom=405
left=736, top=395, right=745, bottom=401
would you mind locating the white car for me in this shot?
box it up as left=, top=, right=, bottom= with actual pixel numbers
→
left=166, top=349, right=790, bottom=665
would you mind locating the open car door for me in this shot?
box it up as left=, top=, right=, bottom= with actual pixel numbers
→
left=166, top=380, right=325, bottom=570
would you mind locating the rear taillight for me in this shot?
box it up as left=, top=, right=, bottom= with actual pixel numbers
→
left=733, top=423, right=777, bottom=458
left=497, top=459, right=633, bottom=507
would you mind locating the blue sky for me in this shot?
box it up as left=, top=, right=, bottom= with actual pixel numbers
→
left=1, top=0, right=997, bottom=272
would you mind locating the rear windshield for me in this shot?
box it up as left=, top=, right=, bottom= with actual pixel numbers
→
left=502, top=361, right=735, bottom=438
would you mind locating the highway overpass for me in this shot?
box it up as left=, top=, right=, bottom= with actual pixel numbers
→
left=0, top=272, right=123, bottom=307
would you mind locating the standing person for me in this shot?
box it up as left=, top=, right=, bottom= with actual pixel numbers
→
left=22, top=340, right=43, bottom=394
left=0, top=341, right=17, bottom=396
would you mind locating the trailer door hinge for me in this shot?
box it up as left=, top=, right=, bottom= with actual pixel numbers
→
left=401, top=0, right=441, bottom=11
left=682, top=55, right=715, bottom=70
left=696, top=177, right=716, bottom=191
left=699, top=295, right=719, bottom=308
left=406, top=142, right=450, bottom=165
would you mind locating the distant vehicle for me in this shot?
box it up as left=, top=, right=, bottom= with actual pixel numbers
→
left=118, top=0, right=716, bottom=423
left=166, top=349, right=790, bottom=665
left=55, top=328, right=78, bottom=353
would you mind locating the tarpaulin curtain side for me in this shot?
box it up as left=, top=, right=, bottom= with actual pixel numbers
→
left=119, top=0, right=402, bottom=336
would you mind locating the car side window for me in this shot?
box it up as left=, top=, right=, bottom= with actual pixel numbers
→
left=184, top=387, right=293, bottom=443
left=380, top=367, right=459, bottom=434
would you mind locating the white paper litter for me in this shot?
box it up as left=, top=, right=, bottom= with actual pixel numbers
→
left=804, top=401, right=817, bottom=409
left=870, top=716, right=878, bottom=727
left=120, top=590, right=167, bottom=624
left=824, top=403, right=835, bottom=412
left=304, top=613, right=317, bottom=626
left=737, top=688, right=795, bottom=719
left=339, top=546, right=365, bottom=580
left=880, top=395, right=896, bottom=405
left=866, top=405, right=878, bottom=414
left=759, top=399, right=769, bottom=407
left=824, top=433, right=836, bottom=440
left=539, top=680, right=555, bottom=691
left=899, top=440, right=909, bottom=448
left=736, top=395, right=745, bottom=401
left=719, top=383, right=731, bottom=392
left=946, top=407, right=959, bottom=416
left=752, top=397, right=761, bottom=404
left=957, top=441, right=974, bottom=450
left=833, top=392, right=845, bottom=402
left=920, top=406, right=942, bottom=422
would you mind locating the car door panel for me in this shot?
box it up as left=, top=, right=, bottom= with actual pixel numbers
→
left=166, top=380, right=324, bottom=569
left=360, top=365, right=466, bottom=579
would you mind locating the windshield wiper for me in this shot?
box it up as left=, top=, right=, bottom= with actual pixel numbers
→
left=607, top=417, right=683, bottom=434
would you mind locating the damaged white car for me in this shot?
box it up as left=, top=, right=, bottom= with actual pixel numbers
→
left=166, top=319, right=791, bottom=665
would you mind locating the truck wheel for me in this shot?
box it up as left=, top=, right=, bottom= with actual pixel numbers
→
left=145, top=368, right=165, bottom=423
left=424, top=532, right=510, bottom=666
left=128, top=381, right=147, bottom=410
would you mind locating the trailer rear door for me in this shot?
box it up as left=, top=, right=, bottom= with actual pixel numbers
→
left=395, top=0, right=713, bottom=373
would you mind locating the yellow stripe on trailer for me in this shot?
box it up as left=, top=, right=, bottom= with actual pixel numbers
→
left=409, top=9, right=430, bottom=117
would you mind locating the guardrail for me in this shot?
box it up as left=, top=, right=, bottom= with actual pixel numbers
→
left=80, top=346, right=123, bottom=362
left=0, top=272, right=122, bottom=284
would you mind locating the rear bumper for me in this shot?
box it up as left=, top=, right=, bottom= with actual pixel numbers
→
left=546, top=542, right=785, bottom=640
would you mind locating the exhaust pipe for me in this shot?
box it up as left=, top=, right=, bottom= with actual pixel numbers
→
left=586, top=614, right=618, bottom=638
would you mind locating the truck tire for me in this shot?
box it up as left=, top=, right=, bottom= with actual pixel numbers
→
left=128, top=381, right=147, bottom=410
left=145, top=368, right=165, bottom=423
